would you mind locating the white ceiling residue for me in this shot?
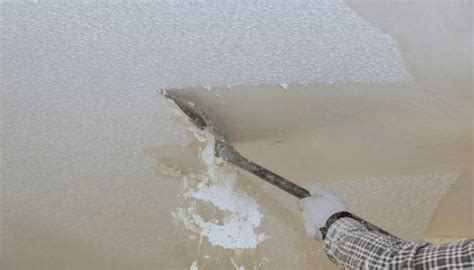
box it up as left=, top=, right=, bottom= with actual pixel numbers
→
left=2, top=0, right=410, bottom=90
left=160, top=104, right=266, bottom=250
left=191, top=183, right=264, bottom=249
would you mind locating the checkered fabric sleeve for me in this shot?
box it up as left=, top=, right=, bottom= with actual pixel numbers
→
left=323, top=217, right=474, bottom=269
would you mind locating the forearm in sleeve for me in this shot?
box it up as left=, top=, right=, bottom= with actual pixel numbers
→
left=323, top=217, right=474, bottom=269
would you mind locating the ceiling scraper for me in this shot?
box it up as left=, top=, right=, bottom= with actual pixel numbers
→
left=161, top=90, right=399, bottom=240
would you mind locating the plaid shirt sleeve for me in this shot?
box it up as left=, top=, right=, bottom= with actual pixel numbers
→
left=323, top=217, right=474, bottom=269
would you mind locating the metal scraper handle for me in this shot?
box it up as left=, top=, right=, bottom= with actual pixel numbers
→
left=217, top=141, right=311, bottom=199
left=216, top=140, right=400, bottom=240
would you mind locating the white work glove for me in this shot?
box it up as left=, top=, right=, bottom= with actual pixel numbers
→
left=300, top=184, right=347, bottom=240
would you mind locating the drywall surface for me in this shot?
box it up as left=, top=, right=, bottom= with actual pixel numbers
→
left=1, top=0, right=409, bottom=91
left=1, top=1, right=472, bottom=270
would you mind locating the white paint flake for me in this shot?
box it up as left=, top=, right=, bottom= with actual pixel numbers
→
left=165, top=103, right=266, bottom=249
left=191, top=183, right=263, bottom=249
left=181, top=131, right=264, bottom=249
left=190, top=260, right=198, bottom=270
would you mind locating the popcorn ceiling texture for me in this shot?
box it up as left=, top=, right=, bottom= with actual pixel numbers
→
left=1, top=0, right=410, bottom=91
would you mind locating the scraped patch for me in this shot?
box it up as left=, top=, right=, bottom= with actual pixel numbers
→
left=191, top=183, right=264, bottom=249
left=322, top=173, right=459, bottom=240
left=151, top=98, right=266, bottom=249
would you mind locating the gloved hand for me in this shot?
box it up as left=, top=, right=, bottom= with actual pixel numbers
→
left=300, top=184, right=347, bottom=240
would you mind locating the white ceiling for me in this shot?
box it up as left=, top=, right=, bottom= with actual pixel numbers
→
left=1, top=0, right=410, bottom=91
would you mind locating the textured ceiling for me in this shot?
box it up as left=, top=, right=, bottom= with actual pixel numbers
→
left=1, top=0, right=410, bottom=91
left=1, top=1, right=471, bottom=270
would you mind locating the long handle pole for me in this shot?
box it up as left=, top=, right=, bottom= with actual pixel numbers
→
left=216, top=140, right=400, bottom=240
